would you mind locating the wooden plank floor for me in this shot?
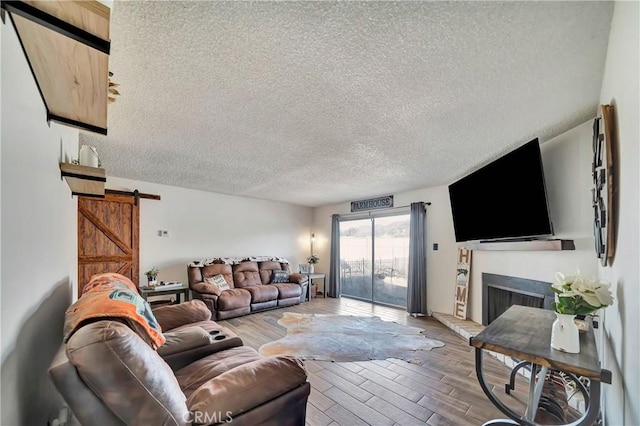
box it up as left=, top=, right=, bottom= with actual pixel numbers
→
left=218, top=297, right=531, bottom=426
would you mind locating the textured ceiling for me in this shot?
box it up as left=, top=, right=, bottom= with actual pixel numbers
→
left=81, top=1, right=613, bottom=207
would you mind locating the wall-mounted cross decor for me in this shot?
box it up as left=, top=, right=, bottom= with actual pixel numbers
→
left=592, top=104, right=615, bottom=266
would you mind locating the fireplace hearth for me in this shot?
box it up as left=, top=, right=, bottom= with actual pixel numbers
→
left=482, top=273, right=554, bottom=325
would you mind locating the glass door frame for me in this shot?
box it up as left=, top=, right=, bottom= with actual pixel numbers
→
left=338, top=208, right=410, bottom=308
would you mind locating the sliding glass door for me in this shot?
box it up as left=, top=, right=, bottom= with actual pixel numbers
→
left=339, top=219, right=373, bottom=301
left=373, top=215, right=410, bottom=306
left=339, top=213, right=410, bottom=307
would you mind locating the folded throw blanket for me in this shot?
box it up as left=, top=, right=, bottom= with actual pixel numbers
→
left=64, top=273, right=166, bottom=349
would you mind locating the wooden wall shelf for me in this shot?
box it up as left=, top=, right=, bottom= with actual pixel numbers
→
left=465, top=239, right=575, bottom=251
left=60, top=162, right=106, bottom=197
left=2, top=1, right=111, bottom=134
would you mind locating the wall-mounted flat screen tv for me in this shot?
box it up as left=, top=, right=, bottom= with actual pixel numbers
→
left=448, top=138, right=554, bottom=242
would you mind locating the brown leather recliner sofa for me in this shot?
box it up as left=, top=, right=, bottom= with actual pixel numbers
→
left=50, top=299, right=310, bottom=425
left=187, top=256, right=309, bottom=320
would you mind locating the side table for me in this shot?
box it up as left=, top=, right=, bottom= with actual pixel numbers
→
left=140, top=283, right=191, bottom=304
left=305, top=273, right=326, bottom=301
left=470, top=305, right=611, bottom=426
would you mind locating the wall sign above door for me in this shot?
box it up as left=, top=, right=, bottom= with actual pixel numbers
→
left=350, top=195, right=394, bottom=212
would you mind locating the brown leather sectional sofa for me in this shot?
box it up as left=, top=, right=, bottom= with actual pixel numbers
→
left=50, top=299, right=310, bottom=425
left=187, top=257, right=309, bottom=320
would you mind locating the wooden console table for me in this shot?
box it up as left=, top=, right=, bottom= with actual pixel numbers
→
left=470, top=305, right=611, bottom=425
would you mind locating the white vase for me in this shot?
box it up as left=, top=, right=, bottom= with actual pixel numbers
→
left=309, top=264, right=314, bottom=273
left=79, top=145, right=99, bottom=168
left=551, top=312, right=580, bottom=353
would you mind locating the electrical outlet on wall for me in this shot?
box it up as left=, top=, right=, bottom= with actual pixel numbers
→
left=158, top=230, right=169, bottom=237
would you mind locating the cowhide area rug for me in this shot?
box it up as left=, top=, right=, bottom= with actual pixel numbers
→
left=259, top=313, right=445, bottom=363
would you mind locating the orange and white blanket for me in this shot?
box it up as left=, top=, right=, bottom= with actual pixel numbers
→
left=64, top=273, right=165, bottom=348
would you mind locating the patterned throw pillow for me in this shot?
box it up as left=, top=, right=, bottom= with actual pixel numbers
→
left=270, top=270, right=290, bottom=284
left=204, top=274, right=230, bottom=291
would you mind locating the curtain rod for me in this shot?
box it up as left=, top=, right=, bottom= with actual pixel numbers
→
left=330, top=201, right=431, bottom=218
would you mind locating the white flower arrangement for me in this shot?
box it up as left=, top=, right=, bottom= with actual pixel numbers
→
left=307, top=254, right=319, bottom=264
left=551, top=270, right=614, bottom=315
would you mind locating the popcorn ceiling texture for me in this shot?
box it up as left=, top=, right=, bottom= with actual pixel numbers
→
left=81, top=1, right=613, bottom=207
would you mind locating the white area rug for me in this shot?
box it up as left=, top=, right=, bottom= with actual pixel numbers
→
left=259, top=313, right=445, bottom=363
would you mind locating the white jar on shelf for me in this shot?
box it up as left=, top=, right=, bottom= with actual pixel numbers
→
left=79, top=145, right=99, bottom=168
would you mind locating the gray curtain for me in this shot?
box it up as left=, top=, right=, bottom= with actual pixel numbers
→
left=328, top=214, right=340, bottom=297
left=407, top=202, right=427, bottom=315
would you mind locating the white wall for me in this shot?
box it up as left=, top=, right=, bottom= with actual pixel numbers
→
left=1, top=17, right=79, bottom=426
left=0, top=6, right=4, bottom=369
left=597, top=2, right=639, bottom=424
left=313, top=121, right=598, bottom=321
left=107, top=177, right=313, bottom=286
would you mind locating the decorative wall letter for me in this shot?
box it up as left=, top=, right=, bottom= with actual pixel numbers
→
left=453, top=247, right=472, bottom=319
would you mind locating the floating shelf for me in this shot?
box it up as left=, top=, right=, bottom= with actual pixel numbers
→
left=60, top=162, right=106, bottom=197
left=2, top=1, right=111, bottom=134
left=465, top=239, right=575, bottom=251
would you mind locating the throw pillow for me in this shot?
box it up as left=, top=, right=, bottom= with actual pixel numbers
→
left=204, top=274, right=230, bottom=291
left=270, top=270, right=290, bottom=284
left=191, top=282, right=222, bottom=296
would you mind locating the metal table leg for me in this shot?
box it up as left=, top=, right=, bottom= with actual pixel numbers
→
left=475, top=348, right=537, bottom=425
left=505, top=360, right=531, bottom=394
left=475, top=348, right=602, bottom=426
left=524, top=364, right=548, bottom=421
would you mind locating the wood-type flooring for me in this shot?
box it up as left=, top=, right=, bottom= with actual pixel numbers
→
left=219, top=297, right=530, bottom=426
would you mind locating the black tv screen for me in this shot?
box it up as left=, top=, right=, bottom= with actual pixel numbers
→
left=448, top=138, right=553, bottom=242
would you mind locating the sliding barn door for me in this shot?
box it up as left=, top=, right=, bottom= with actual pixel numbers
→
left=77, top=193, right=139, bottom=295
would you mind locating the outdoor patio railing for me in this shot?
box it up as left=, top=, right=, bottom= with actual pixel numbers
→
left=340, top=258, right=408, bottom=306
